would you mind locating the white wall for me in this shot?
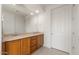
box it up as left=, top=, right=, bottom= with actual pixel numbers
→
left=37, top=11, right=52, bottom=48
left=0, top=4, right=1, bottom=55
left=2, top=9, right=25, bottom=35
left=15, top=13, right=25, bottom=34
left=25, top=15, right=39, bottom=33
left=71, top=5, right=79, bottom=54
left=25, top=11, right=52, bottom=48
left=2, top=10, right=15, bottom=34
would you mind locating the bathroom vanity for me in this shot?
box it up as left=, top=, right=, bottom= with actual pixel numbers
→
left=2, top=32, right=44, bottom=55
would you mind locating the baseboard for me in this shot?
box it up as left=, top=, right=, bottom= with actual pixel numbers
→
left=51, top=47, right=70, bottom=55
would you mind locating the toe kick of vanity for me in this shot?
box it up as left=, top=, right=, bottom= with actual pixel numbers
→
left=2, top=33, right=44, bottom=55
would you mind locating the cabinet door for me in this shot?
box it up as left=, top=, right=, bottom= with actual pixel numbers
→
left=21, top=38, right=30, bottom=55
left=40, top=34, right=44, bottom=46
left=37, top=35, right=41, bottom=48
left=2, top=42, right=6, bottom=54
left=37, top=34, right=44, bottom=48
left=30, top=45, right=37, bottom=53
left=6, top=40, right=21, bottom=55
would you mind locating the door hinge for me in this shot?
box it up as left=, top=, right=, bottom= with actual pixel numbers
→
left=72, top=46, right=75, bottom=49
left=72, top=32, right=75, bottom=35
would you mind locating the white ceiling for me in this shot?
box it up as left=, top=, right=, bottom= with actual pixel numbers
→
left=24, top=4, right=43, bottom=12
left=42, top=4, right=63, bottom=9
left=2, top=4, right=63, bottom=16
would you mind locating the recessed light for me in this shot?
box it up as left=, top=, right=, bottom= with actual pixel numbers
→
left=35, top=10, right=39, bottom=13
left=30, top=12, right=34, bottom=15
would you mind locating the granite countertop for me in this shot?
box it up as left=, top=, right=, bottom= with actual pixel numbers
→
left=3, top=32, right=43, bottom=42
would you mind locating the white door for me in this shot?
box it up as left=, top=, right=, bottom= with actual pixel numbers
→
left=51, top=5, right=72, bottom=53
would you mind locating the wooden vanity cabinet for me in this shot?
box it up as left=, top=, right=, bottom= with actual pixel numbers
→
left=5, top=40, right=21, bottom=55
left=40, top=34, right=44, bottom=47
left=2, top=42, right=6, bottom=55
left=20, top=38, right=30, bottom=55
left=30, top=36, right=37, bottom=53
left=37, top=34, right=44, bottom=48
left=2, top=34, right=44, bottom=55
left=20, top=36, right=38, bottom=55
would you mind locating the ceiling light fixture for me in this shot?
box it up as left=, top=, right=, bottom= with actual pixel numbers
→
left=30, top=12, right=34, bottom=15
left=35, top=10, right=39, bottom=13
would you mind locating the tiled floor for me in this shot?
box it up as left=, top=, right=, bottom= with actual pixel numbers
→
left=32, top=47, right=69, bottom=55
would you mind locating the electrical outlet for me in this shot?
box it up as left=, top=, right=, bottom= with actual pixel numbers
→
left=72, top=32, right=75, bottom=35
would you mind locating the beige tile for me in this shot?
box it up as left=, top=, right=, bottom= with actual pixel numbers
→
left=32, top=47, right=69, bottom=55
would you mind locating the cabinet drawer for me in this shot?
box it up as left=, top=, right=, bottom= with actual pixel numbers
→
left=31, top=36, right=37, bottom=40
left=31, top=39, right=36, bottom=43
left=31, top=40, right=36, bottom=46
left=30, top=46, right=37, bottom=53
left=30, top=37, right=37, bottom=46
